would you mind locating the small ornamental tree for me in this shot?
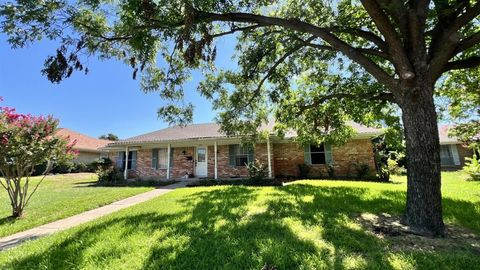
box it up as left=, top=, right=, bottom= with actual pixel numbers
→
left=0, top=102, right=76, bottom=218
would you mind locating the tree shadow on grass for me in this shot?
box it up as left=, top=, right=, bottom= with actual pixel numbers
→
left=2, top=185, right=480, bottom=270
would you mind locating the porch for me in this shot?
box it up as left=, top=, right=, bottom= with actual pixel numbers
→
left=110, top=138, right=273, bottom=181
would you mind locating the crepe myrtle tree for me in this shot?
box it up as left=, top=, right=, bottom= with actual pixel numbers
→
left=2, top=0, right=480, bottom=236
left=0, top=100, right=76, bottom=218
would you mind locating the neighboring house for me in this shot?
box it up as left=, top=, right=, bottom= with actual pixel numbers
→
left=438, top=125, right=473, bottom=170
left=103, top=122, right=382, bottom=180
left=56, top=128, right=112, bottom=164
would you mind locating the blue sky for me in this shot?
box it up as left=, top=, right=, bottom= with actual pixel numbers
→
left=0, top=33, right=236, bottom=139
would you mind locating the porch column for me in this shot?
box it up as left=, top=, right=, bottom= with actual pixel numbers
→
left=167, top=144, right=171, bottom=180
left=123, top=146, right=129, bottom=180
left=267, top=137, right=272, bottom=178
left=214, top=141, right=218, bottom=179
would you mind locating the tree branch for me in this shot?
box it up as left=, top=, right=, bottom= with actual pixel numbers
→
left=327, top=27, right=388, bottom=51
left=299, top=92, right=396, bottom=112
left=429, top=2, right=480, bottom=80
left=443, top=56, right=480, bottom=72
left=360, top=0, right=414, bottom=80
left=192, top=8, right=398, bottom=91
left=456, top=31, right=480, bottom=53
left=209, top=24, right=262, bottom=38
left=247, top=37, right=315, bottom=106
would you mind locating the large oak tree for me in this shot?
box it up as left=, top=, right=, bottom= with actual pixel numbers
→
left=2, top=0, right=480, bottom=236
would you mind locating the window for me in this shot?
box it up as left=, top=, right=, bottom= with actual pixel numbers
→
left=304, top=143, right=332, bottom=165
left=118, top=151, right=137, bottom=170
left=152, top=148, right=170, bottom=169
left=440, top=145, right=454, bottom=165
left=310, top=144, right=326, bottom=164
left=158, top=148, right=168, bottom=169
left=229, top=144, right=254, bottom=166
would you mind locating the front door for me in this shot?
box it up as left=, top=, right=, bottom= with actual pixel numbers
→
left=195, top=147, right=207, bottom=177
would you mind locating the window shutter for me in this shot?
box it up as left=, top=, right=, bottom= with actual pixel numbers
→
left=131, top=151, right=137, bottom=170
left=304, top=145, right=312, bottom=165
left=450, top=144, right=460, bottom=165
left=229, top=145, right=236, bottom=166
left=325, top=143, right=333, bottom=165
left=169, top=148, right=174, bottom=168
left=152, top=149, right=158, bottom=169
left=247, top=146, right=254, bottom=164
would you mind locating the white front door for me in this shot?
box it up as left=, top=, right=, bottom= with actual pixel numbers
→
left=195, top=147, right=208, bottom=177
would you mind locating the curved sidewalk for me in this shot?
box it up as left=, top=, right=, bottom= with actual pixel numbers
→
left=0, top=181, right=187, bottom=251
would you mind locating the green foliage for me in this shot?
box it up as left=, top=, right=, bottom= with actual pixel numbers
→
left=92, top=158, right=119, bottom=183
left=387, top=153, right=407, bottom=176
left=297, top=163, right=311, bottom=179
left=463, top=151, right=480, bottom=181
left=355, top=163, right=370, bottom=179
left=98, top=133, right=119, bottom=141
left=246, top=159, right=268, bottom=183
left=51, top=160, right=75, bottom=174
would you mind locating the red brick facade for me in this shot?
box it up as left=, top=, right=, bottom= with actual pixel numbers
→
left=273, top=139, right=376, bottom=178
left=109, top=138, right=376, bottom=180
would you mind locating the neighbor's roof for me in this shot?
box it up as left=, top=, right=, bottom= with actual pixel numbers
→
left=438, top=125, right=460, bottom=144
left=107, top=122, right=382, bottom=146
left=56, top=128, right=112, bottom=152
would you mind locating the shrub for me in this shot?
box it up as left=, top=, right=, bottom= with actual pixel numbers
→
left=51, top=160, right=75, bottom=174
left=326, top=163, right=335, bottom=178
left=297, top=163, right=311, bottom=178
left=356, top=163, right=370, bottom=179
left=463, top=151, right=480, bottom=181
left=92, top=158, right=119, bottom=183
left=387, top=152, right=406, bottom=175
left=246, top=159, right=268, bottom=183
left=71, top=162, right=87, bottom=173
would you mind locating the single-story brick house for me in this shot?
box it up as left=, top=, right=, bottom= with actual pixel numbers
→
left=438, top=125, right=474, bottom=170
left=56, top=128, right=112, bottom=164
left=102, top=122, right=382, bottom=180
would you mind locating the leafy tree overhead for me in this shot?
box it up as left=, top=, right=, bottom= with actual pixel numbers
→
left=2, top=0, right=480, bottom=236
left=99, top=133, right=119, bottom=141
left=0, top=100, right=76, bottom=218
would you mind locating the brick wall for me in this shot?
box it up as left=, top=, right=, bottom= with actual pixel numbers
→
left=110, top=138, right=376, bottom=180
left=273, top=139, right=376, bottom=178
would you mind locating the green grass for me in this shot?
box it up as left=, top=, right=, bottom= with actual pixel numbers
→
left=1, top=172, right=479, bottom=269
left=0, top=173, right=154, bottom=237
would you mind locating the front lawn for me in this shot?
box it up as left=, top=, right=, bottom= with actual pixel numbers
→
left=0, top=173, right=154, bottom=237
left=0, top=172, right=479, bottom=269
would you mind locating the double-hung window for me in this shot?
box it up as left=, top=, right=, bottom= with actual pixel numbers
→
left=152, top=148, right=169, bottom=169
left=304, top=143, right=333, bottom=165
left=117, top=151, right=137, bottom=170
left=229, top=144, right=254, bottom=166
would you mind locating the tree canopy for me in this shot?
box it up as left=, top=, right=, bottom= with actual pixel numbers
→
left=2, top=0, right=477, bottom=143
left=99, top=133, right=119, bottom=141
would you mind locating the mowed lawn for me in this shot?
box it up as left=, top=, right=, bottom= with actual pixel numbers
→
left=1, top=172, right=479, bottom=269
left=0, top=173, right=153, bottom=237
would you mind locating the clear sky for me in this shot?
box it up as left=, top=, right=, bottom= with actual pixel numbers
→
left=0, top=33, right=236, bottom=139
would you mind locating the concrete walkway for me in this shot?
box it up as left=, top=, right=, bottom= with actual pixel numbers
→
left=0, top=181, right=187, bottom=251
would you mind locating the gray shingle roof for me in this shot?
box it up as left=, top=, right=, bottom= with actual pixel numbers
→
left=107, top=122, right=382, bottom=146
left=438, top=125, right=460, bottom=144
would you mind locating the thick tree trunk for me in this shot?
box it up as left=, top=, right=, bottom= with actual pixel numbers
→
left=399, top=82, right=445, bottom=237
